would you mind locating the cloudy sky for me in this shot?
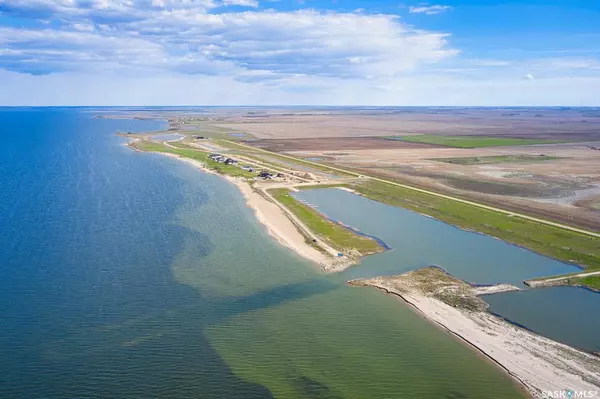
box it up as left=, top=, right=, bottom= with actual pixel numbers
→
left=1, top=0, right=599, bottom=105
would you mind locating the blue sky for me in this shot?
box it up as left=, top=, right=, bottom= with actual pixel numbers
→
left=0, top=0, right=599, bottom=105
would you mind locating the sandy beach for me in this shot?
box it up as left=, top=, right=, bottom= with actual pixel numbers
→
left=351, top=269, right=600, bottom=399
left=141, top=146, right=352, bottom=272
left=131, top=140, right=600, bottom=398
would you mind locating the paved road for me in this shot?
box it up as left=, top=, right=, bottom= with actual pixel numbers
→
left=223, top=140, right=600, bottom=239
left=527, top=270, right=600, bottom=286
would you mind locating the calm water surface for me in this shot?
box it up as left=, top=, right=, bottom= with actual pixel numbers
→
left=0, top=108, right=525, bottom=398
left=486, top=287, right=600, bottom=353
left=293, top=188, right=600, bottom=352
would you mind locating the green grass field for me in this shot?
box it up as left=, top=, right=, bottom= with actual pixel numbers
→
left=351, top=180, right=600, bottom=269
left=133, top=141, right=256, bottom=178
left=269, top=188, right=382, bottom=255
left=432, top=154, right=562, bottom=165
left=390, top=135, right=566, bottom=148
left=572, top=275, right=600, bottom=291
left=537, top=273, right=600, bottom=292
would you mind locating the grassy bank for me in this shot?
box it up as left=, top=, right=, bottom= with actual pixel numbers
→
left=571, top=275, right=600, bottom=291
left=133, top=141, right=256, bottom=178
left=526, top=269, right=600, bottom=291
left=389, top=135, right=566, bottom=148
left=269, top=188, right=382, bottom=256
left=350, top=180, right=600, bottom=269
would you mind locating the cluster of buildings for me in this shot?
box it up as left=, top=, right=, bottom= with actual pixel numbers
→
left=208, top=153, right=285, bottom=180
left=209, top=153, right=239, bottom=165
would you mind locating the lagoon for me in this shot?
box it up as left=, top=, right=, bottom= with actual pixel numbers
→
left=293, top=188, right=599, bottom=352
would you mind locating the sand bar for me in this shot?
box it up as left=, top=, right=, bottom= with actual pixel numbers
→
left=350, top=267, right=600, bottom=399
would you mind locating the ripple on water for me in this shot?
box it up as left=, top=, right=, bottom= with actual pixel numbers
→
left=0, top=109, right=526, bottom=398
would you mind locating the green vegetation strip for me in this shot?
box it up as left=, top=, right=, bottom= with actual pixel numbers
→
left=133, top=141, right=256, bottom=178
left=389, top=135, right=566, bottom=148
left=431, top=154, right=562, bottom=165
left=269, top=188, right=382, bottom=255
left=531, top=272, right=600, bottom=292
left=350, top=180, right=600, bottom=269
left=571, top=275, right=600, bottom=291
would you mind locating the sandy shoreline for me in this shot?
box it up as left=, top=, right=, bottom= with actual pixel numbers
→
left=136, top=145, right=351, bottom=272
left=351, top=269, right=600, bottom=399
left=131, top=141, right=600, bottom=397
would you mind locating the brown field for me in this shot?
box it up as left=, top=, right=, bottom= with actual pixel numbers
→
left=287, top=142, right=600, bottom=231
left=215, top=108, right=600, bottom=141
left=250, top=137, right=442, bottom=152
left=207, top=108, right=600, bottom=232
left=127, top=106, right=600, bottom=231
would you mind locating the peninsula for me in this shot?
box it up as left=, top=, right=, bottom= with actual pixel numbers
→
left=118, top=107, right=600, bottom=398
left=349, top=267, right=600, bottom=398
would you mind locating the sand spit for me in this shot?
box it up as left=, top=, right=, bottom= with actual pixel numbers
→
left=131, top=142, right=352, bottom=272
left=234, top=180, right=353, bottom=272
left=472, top=284, right=521, bottom=295
left=350, top=267, right=600, bottom=398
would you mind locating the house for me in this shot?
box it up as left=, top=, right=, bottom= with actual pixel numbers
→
left=258, top=171, right=273, bottom=179
left=241, top=165, right=254, bottom=172
left=224, top=158, right=238, bottom=165
left=209, top=154, right=227, bottom=163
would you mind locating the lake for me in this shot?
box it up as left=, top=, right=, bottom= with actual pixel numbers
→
left=0, top=108, right=526, bottom=398
left=293, top=188, right=600, bottom=352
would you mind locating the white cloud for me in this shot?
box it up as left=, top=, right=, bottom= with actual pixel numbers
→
left=530, top=58, right=600, bottom=70
left=409, top=5, right=452, bottom=15
left=0, top=5, right=459, bottom=80
left=471, top=59, right=512, bottom=67
left=221, top=0, right=259, bottom=7
left=1, top=0, right=599, bottom=105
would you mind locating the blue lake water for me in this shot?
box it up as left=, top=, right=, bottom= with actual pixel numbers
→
left=293, top=189, right=579, bottom=286
left=486, top=287, right=600, bottom=353
left=0, top=108, right=526, bottom=398
left=293, top=188, right=600, bottom=352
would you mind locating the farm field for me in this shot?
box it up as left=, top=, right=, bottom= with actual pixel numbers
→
left=390, top=135, right=567, bottom=148
left=431, top=154, right=562, bottom=165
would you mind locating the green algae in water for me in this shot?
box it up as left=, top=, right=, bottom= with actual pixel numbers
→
left=168, top=170, right=525, bottom=398
left=206, top=285, right=524, bottom=398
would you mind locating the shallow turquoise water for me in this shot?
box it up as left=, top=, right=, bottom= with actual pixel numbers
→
left=293, top=188, right=600, bottom=352
left=0, top=108, right=526, bottom=398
